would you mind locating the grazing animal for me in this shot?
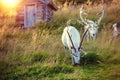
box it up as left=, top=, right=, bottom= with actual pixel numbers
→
left=78, top=6, right=104, bottom=42
left=61, top=20, right=88, bottom=65
left=111, top=22, right=120, bottom=42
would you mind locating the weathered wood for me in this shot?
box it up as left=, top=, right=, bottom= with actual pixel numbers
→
left=16, top=0, right=58, bottom=28
left=24, top=5, right=36, bottom=28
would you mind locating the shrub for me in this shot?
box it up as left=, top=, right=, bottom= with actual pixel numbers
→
left=81, top=53, right=101, bottom=65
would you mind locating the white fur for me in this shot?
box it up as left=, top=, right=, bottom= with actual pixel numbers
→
left=111, top=22, right=120, bottom=42
left=62, top=26, right=87, bottom=65
left=84, top=20, right=98, bottom=41
left=113, top=23, right=119, bottom=37
left=79, top=6, right=104, bottom=42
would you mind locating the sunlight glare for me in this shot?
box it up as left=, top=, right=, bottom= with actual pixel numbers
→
left=2, top=0, right=19, bottom=8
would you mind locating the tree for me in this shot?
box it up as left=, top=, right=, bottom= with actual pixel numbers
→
left=53, top=0, right=87, bottom=3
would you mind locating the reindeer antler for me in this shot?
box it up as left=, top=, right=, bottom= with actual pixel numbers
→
left=78, top=26, right=90, bottom=51
left=79, top=6, right=88, bottom=25
left=96, top=5, right=104, bottom=25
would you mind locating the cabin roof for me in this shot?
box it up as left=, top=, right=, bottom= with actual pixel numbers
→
left=23, top=0, right=58, bottom=11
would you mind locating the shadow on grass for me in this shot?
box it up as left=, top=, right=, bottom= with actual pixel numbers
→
left=80, top=52, right=102, bottom=65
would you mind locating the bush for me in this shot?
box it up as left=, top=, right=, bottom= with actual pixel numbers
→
left=81, top=53, right=101, bottom=65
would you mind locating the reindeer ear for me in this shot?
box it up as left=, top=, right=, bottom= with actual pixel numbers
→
left=78, top=47, right=83, bottom=52
left=78, top=45, right=81, bottom=51
left=78, top=48, right=80, bottom=52
left=71, top=46, right=74, bottom=49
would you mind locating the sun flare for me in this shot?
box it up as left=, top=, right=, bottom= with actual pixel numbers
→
left=2, top=0, right=19, bottom=8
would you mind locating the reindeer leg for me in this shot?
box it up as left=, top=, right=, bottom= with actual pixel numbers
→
left=93, top=34, right=96, bottom=41
left=110, top=35, right=117, bottom=44
left=110, top=31, right=119, bottom=44
left=89, top=34, right=92, bottom=41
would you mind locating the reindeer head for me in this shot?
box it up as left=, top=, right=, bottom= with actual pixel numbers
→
left=79, top=5, right=104, bottom=39
left=70, top=47, right=80, bottom=64
left=86, top=20, right=98, bottom=37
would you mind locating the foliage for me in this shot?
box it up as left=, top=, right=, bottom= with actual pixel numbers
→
left=81, top=53, right=101, bottom=65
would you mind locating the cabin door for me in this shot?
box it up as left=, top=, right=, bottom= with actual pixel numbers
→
left=24, top=5, right=36, bottom=28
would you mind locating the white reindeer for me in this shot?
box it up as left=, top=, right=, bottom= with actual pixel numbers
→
left=61, top=20, right=89, bottom=65
left=78, top=6, right=104, bottom=42
left=110, top=22, right=120, bottom=42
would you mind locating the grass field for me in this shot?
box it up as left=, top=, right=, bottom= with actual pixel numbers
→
left=0, top=4, right=120, bottom=80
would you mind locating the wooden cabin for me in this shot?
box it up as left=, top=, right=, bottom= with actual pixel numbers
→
left=16, top=0, right=58, bottom=28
